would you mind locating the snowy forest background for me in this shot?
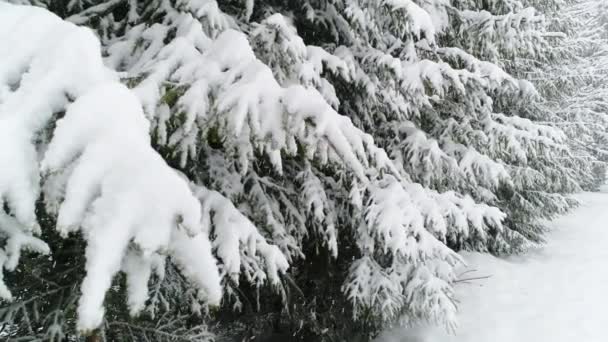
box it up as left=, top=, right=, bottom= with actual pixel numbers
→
left=0, top=0, right=607, bottom=340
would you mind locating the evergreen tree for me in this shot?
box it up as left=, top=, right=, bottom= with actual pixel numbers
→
left=0, top=0, right=597, bottom=341
left=531, top=0, right=608, bottom=190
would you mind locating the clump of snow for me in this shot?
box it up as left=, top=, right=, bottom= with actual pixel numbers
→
left=0, top=3, right=222, bottom=333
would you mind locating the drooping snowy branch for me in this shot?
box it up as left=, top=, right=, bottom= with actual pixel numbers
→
left=1, top=3, right=222, bottom=333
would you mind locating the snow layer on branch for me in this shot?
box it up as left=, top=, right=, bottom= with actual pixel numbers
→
left=195, top=185, right=289, bottom=286
left=345, top=174, right=464, bottom=327
left=383, top=0, right=437, bottom=40
left=109, top=14, right=398, bottom=181
left=0, top=3, right=222, bottom=333
left=343, top=171, right=506, bottom=326
left=450, top=5, right=548, bottom=66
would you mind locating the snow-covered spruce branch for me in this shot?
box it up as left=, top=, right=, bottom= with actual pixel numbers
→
left=0, top=3, right=223, bottom=335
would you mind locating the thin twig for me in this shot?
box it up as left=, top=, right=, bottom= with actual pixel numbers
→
left=454, top=275, right=492, bottom=283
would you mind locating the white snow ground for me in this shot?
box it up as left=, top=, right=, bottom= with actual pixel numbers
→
left=378, top=185, right=608, bottom=342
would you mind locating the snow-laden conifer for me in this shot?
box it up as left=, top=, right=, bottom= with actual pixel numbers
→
left=0, top=0, right=594, bottom=340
